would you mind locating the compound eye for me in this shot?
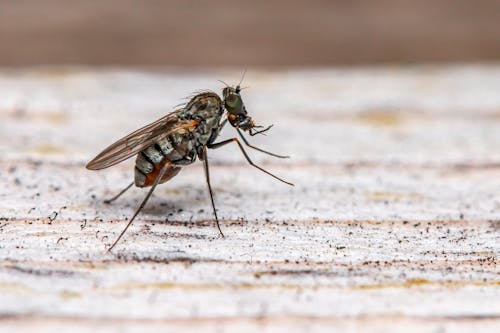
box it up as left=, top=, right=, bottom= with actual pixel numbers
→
left=225, top=94, right=238, bottom=108
left=226, top=94, right=245, bottom=115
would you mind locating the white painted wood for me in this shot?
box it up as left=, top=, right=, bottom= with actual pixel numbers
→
left=0, top=66, right=499, bottom=332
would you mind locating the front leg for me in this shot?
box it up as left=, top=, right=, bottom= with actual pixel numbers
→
left=237, top=128, right=289, bottom=158
left=208, top=138, right=293, bottom=186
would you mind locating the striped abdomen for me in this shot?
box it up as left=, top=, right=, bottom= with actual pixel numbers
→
left=134, top=133, right=196, bottom=187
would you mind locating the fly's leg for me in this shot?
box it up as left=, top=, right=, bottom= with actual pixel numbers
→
left=107, top=162, right=171, bottom=253
left=249, top=125, right=273, bottom=136
left=208, top=138, right=294, bottom=186
left=237, top=128, right=289, bottom=158
left=104, top=182, right=134, bottom=204
left=202, top=146, right=225, bottom=238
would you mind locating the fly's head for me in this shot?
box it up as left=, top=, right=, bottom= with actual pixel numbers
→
left=223, top=85, right=272, bottom=136
left=223, top=85, right=253, bottom=130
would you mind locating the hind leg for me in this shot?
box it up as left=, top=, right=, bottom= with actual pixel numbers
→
left=103, top=182, right=134, bottom=204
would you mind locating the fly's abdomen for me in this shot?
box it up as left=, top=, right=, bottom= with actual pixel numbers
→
left=134, top=134, right=196, bottom=187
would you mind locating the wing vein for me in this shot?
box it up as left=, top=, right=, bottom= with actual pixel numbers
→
left=86, top=110, right=198, bottom=170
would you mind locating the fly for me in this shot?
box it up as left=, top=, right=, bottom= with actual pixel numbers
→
left=86, top=74, right=293, bottom=252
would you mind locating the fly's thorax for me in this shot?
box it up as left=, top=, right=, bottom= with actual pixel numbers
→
left=182, top=92, right=224, bottom=120
left=179, top=92, right=224, bottom=147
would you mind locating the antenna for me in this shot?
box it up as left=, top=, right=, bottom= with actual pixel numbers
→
left=238, top=68, right=247, bottom=87
left=217, top=79, right=230, bottom=88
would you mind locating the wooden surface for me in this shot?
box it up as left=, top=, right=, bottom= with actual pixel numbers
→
left=0, top=66, right=499, bottom=332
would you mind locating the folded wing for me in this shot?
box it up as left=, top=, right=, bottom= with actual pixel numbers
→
left=86, top=111, right=199, bottom=170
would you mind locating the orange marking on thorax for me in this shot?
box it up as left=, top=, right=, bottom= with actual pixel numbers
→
left=177, top=119, right=199, bottom=134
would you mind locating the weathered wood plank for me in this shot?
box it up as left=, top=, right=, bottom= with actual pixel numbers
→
left=0, top=66, right=499, bottom=332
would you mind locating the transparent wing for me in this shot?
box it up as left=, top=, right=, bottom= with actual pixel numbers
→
left=86, top=110, right=199, bottom=170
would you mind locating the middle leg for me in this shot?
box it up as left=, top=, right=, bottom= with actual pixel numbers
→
left=202, top=146, right=225, bottom=237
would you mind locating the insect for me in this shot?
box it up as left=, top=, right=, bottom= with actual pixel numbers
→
left=86, top=74, right=293, bottom=252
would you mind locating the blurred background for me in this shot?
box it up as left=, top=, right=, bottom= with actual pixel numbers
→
left=1, top=0, right=499, bottom=67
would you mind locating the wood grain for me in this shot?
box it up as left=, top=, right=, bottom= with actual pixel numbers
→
left=0, top=66, right=499, bottom=332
